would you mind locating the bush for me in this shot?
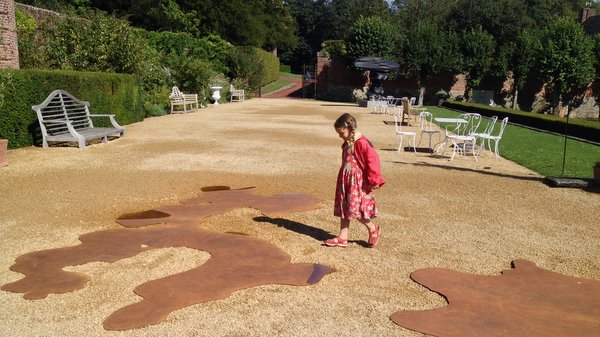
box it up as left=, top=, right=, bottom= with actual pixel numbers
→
left=0, top=69, right=143, bottom=149
left=229, top=46, right=279, bottom=93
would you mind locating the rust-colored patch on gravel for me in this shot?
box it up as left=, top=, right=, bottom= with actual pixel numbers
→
left=2, top=188, right=332, bottom=331
left=1, top=98, right=599, bottom=336
left=391, top=259, right=600, bottom=336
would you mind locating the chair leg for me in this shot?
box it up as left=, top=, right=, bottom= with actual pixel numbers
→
left=410, top=135, right=417, bottom=153
left=494, top=140, right=500, bottom=159
left=397, top=136, right=404, bottom=153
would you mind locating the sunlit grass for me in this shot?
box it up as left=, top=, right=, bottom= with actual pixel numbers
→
left=427, top=106, right=600, bottom=178
left=261, top=79, right=294, bottom=94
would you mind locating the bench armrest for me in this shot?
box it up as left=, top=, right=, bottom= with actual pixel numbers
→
left=88, top=114, right=124, bottom=132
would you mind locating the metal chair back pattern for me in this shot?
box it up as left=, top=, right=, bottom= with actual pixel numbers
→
left=478, top=117, right=509, bottom=159
left=417, top=111, right=440, bottom=151
left=393, top=112, right=417, bottom=153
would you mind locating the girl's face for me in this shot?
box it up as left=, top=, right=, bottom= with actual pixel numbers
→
left=335, top=127, right=351, bottom=141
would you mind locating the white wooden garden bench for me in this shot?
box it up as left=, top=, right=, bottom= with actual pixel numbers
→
left=32, top=90, right=125, bottom=149
left=229, top=84, right=245, bottom=102
left=169, top=86, right=199, bottom=113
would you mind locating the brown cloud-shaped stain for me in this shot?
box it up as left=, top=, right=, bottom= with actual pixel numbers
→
left=2, top=187, right=333, bottom=331
left=391, top=259, right=600, bottom=337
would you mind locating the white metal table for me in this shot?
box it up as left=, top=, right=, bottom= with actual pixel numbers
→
left=432, top=117, right=467, bottom=156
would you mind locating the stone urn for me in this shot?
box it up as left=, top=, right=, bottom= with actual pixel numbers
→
left=0, top=139, right=8, bottom=167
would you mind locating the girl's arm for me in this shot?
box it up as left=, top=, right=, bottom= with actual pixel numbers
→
left=355, top=138, right=386, bottom=189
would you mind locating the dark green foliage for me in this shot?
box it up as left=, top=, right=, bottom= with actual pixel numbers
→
left=538, top=18, right=595, bottom=106
left=0, top=69, right=143, bottom=149
left=345, top=16, right=397, bottom=61
left=401, top=20, right=461, bottom=81
left=144, top=31, right=233, bottom=74
left=460, top=27, right=495, bottom=96
left=229, top=47, right=279, bottom=93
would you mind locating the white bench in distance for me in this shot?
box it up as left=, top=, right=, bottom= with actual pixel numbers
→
left=169, top=86, right=199, bottom=113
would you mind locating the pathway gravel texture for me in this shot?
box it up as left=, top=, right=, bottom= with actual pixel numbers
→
left=0, top=98, right=599, bottom=337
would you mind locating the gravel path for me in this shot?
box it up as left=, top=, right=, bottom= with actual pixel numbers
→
left=1, top=98, right=598, bottom=337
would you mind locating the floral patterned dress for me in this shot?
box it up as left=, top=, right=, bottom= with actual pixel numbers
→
left=333, top=141, right=378, bottom=220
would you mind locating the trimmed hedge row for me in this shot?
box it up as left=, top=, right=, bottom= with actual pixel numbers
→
left=441, top=101, right=600, bottom=144
left=0, top=69, right=144, bottom=149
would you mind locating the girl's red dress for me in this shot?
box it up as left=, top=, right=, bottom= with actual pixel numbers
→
left=334, top=135, right=385, bottom=220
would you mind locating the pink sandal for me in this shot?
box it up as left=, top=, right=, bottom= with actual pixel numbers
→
left=323, top=237, right=348, bottom=247
left=368, top=225, right=381, bottom=248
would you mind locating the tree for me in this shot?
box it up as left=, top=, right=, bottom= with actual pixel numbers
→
left=524, top=0, right=586, bottom=27
left=537, top=18, right=595, bottom=114
left=392, top=0, right=459, bottom=27
left=345, top=16, right=397, bottom=61
left=401, top=20, right=461, bottom=105
left=458, top=26, right=495, bottom=101
left=590, top=34, right=600, bottom=120
left=510, top=28, right=542, bottom=109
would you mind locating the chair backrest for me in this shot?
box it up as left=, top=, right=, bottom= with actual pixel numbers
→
left=409, top=97, right=416, bottom=106
left=401, top=97, right=410, bottom=113
left=479, top=116, right=498, bottom=136
left=456, top=113, right=481, bottom=135
left=393, top=113, right=404, bottom=133
left=419, top=111, right=435, bottom=131
left=494, top=117, right=509, bottom=138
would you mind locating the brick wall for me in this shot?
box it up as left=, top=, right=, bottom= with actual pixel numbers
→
left=315, top=54, right=467, bottom=102
left=0, top=0, right=19, bottom=69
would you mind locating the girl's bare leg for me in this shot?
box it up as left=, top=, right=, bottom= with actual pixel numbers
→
left=358, top=218, right=377, bottom=232
left=338, top=219, right=351, bottom=240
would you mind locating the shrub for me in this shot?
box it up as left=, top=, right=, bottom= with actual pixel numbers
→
left=229, top=46, right=279, bottom=93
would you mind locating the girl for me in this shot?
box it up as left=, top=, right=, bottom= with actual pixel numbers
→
left=324, top=113, right=385, bottom=248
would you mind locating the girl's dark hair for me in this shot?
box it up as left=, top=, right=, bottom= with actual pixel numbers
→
left=334, top=113, right=357, bottom=151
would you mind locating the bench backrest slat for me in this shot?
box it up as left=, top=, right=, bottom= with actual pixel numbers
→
left=33, top=90, right=93, bottom=134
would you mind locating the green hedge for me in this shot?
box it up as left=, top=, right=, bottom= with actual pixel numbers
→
left=231, top=46, right=280, bottom=92
left=441, top=101, right=600, bottom=144
left=0, top=69, right=144, bottom=149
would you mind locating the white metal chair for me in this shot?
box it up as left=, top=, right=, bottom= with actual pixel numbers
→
left=446, top=113, right=480, bottom=160
left=478, top=117, right=509, bottom=159
left=386, top=96, right=401, bottom=115
left=393, top=112, right=416, bottom=153
left=417, top=111, right=441, bottom=152
left=371, top=96, right=387, bottom=114
left=470, top=115, right=498, bottom=139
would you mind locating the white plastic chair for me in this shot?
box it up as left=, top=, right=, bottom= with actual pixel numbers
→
left=478, top=117, right=509, bottom=159
left=393, top=112, right=416, bottom=153
left=417, top=111, right=440, bottom=152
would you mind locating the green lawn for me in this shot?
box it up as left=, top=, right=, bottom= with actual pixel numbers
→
left=261, top=72, right=303, bottom=94
left=427, top=106, right=600, bottom=179
left=261, top=79, right=294, bottom=94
